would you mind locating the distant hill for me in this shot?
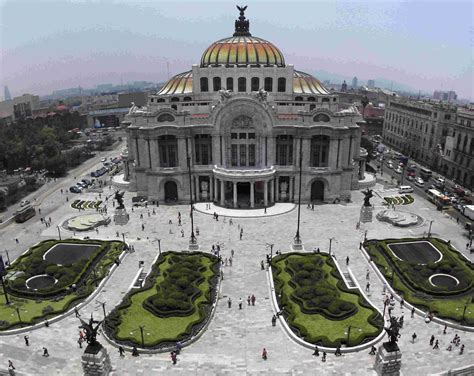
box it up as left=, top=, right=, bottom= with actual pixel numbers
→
left=308, top=69, right=422, bottom=95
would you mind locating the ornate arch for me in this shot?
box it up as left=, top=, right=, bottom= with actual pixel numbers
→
left=212, top=97, right=274, bottom=135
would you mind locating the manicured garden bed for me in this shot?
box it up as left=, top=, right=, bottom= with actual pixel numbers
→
left=71, top=200, right=102, bottom=210
left=104, top=251, right=219, bottom=348
left=271, top=253, right=383, bottom=347
left=384, top=194, right=414, bottom=206
left=364, top=238, right=474, bottom=326
left=0, top=239, right=124, bottom=330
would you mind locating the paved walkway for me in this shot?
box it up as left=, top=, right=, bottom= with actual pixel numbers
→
left=0, top=177, right=473, bottom=375
left=194, top=202, right=296, bottom=218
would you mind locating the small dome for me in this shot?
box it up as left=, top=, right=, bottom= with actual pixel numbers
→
left=201, top=36, right=285, bottom=67
left=293, top=71, right=330, bottom=95
left=157, top=71, right=193, bottom=95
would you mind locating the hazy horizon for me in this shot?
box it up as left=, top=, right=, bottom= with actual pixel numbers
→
left=0, top=0, right=472, bottom=100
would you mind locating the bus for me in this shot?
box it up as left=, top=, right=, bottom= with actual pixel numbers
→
left=419, top=167, right=433, bottom=181
left=14, top=205, right=36, bottom=223
left=426, top=189, right=451, bottom=209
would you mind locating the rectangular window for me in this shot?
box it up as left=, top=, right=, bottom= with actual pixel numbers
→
left=231, top=133, right=238, bottom=139
left=239, top=144, right=246, bottom=166
left=251, top=77, right=260, bottom=91
left=288, top=144, right=293, bottom=164
left=168, top=145, right=177, bottom=167
left=195, top=144, right=201, bottom=164
left=248, top=144, right=255, bottom=166
left=248, top=133, right=255, bottom=139
left=239, top=133, right=247, bottom=139
left=201, top=144, right=209, bottom=165
left=231, top=145, right=238, bottom=166
left=226, top=77, right=233, bottom=91
left=238, top=77, right=246, bottom=92
left=160, top=147, right=168, bottom=165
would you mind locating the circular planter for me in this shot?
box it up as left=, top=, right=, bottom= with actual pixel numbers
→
left=25, top=274, right=58, bottom=290
left=429, top=273, right=460, bottom=289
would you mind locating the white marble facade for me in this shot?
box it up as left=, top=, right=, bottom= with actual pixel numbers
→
left=124, top=8, right=363, bottom=207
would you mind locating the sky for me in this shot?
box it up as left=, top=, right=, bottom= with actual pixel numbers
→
left=0, top=0, right=472, bottom=99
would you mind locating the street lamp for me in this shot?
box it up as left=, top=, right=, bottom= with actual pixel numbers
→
left=329, top=237, right=335, bottom=256
left=57, top=225, right=61, bottom=240
left=293, top=138, right=303, bottom=249
left=266, top=243, right=274, bottom=259
left=428, top=220, right=434, bottom=238
left=4, top=250, right=10, bottom=266
left=187, top=155, right=197, bottom=249
left=152, top=238, right=162, bottom=256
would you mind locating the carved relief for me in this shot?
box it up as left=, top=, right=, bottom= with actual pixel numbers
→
left=232, top=115, right=253, bottom=128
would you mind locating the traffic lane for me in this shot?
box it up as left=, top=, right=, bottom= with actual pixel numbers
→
left=371, top=161, right=473, bottom=228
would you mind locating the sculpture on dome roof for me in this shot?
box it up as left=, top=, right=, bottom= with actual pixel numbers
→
left=254, top=88, right=268, bottom=108
left=234, top=5, right=251, bottom=36
left=219, top=89, right=232, bottom=103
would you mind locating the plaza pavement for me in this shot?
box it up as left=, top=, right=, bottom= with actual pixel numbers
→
left=0, top=173, right=473, bottom=375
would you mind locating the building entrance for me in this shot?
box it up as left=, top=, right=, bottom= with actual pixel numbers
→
left=164, top=181, right=178, bottom=202
left=237, top=182, right=250, bottom=207
left=311, top=180, right=324, bottom=202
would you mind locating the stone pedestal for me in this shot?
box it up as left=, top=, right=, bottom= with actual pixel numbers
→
left=360, top=205, right=373, bottom=223
left=81, top=342, right=112, bottom=376
left=292, top=237, right=304, bottom=251
left=374, top=342, right=402, bottom=376
left=114, top=208, right=129, bottom=226
left=188, top=238, right=199, bottom=251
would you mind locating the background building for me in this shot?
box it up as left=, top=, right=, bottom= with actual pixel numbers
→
left=352, top=76, right=358, bottom=89
left=367, top=80, right=375, bottom=89
left=124, top=9, right=364, bottom=206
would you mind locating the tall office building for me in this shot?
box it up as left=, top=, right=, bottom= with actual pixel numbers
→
left=352, top=77, right=358, bottom=89
left=4, top=86, right=11, bottom=101
left=367, top=80, right=375, bottom=89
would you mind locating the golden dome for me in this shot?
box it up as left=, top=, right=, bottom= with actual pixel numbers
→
left=201, top=36, right=285, bottom=68
left=157, top=71, right=193, bottom=95
left=293, top=71, right=330, bottom=95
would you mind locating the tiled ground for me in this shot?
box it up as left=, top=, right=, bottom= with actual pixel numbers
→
left=0, top=168, right=473, bottom=375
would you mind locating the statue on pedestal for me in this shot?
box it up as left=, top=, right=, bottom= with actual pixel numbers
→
left=114, top=191, right=125, bottom=210
left=363, top=188, right=373, bottom=207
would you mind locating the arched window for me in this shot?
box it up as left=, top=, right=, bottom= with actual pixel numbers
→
left=157, top=113, right=175, bottom=122
left=183, top=96, right=192, bottom=102
left=311, top=135, right=330, bottom=167
left=200, top=77, right=209, bottom=92
left=295, top=96, right=303, bottom=101
left=226, top=77, right=234, bottom=91
left=213, top=77, right=221, bottom=91
left=157, top=98, right=165, bottom=103
left=251, top=77, right=260, bottom=91
left=264, top=77, right=273, bottom=92
left=195, top=134, right=212, bottom=165
left=170, top=97, right=179, bottom=102
left=308, top=97, right=316, bottom=102
left=277, top=77, right=286, bottom=92
left=322, top=97, right=330, bottom=102
left=313, top=113, right=330, bottom=122
left=238, top=77, right=246, bottom=92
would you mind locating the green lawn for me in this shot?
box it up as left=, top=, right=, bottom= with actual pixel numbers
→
left=364, top=238, right=474, bottom=326
left=272, top=253, right=383, bottom=347
left=108, top=252, right=218, bottom=347
left=0, top=240, right=124, bottom=330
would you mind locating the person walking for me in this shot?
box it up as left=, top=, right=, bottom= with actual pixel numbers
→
left=272, top=315, right=277, bottom=327
left=365, top=282, right=370, bottom=292
left=411, top=307, right=415, bottom=318
left=322, top=352, right=327, bottom=362
left=228, top=297, right=232, bottom=308
left=43, top=347, right=49, bottom=357
left=346, top=256, right=349, bottom=266
left=171, top=351, right=177, bottom=365
left=460, top=344, right=465, bottom=355
left=430, top=335, right=435, bottom=346
left=247, top=296, right=251, bottom=306
left=24, top=335, right=29, bottom=346
left=119, top=346, right=125, bottom=357
left=335, top=346, right=342, bottom=356
left=369, top=345, right=376, bottom=355
left=261, top=260, right=265, bottom=270
left=443, top=324, right=447, bottom=335
left=251, top=294, right=256, bottom=306
left=239, top=298, right=243, bottom=310
left=262, top=348, right=267, bottom=360
left=412, top=333, right=417, bottom=343
left=433, top=339, right=439, bottom=349
left=132, top=346, right=139, bottom=357
left=74, top=307, right=80, bottom=318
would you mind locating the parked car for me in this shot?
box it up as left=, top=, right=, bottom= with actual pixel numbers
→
left=101, top=157, right=107, bottom=162
left=82, top=179, right=92, bottom=186
left=20, top=200, right=30, bottom=207
left=415, top=177, right=424, bottom=187
left=395, top=166, right=403, bottom=174
left=70, top=186, right=81, bottom=193
left=406, top=175, right=415, bottom=181
left=454, top=185, right=466, bottom=197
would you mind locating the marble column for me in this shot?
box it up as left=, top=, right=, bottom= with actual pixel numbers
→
left=275, top=177, right=280, bottom=201
left=233, top=182, right=237, bottom=208
left=264, top=180, right=268, bottom=207
left=270, top=179, right=274, bottom=203
left=250, top=181, right=255, bottom=208
left=194, top=176, right=199, bottom=201
left=289, top=176, right=294, bottom=201
left=210, top=176, right=214, bottom=202
left=220, top=179, right=225, bottom=206
left=214, top=177, right=219, bottom=202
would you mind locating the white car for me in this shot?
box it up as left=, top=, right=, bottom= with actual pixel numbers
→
left=395, top=167, right=403, bottom=174
left=20, top=200, right=30, bottom=207
left=101, top=157, right=107, bottom=162
left=414, top=177, right=424, bottom=187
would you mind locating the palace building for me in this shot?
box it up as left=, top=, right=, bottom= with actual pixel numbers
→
left=123, top=7, right=365, bottom=207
